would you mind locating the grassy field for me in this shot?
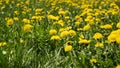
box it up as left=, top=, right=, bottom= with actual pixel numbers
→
left=0, top=0, right=120, bottom=68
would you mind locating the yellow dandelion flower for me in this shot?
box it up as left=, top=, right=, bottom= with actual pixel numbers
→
left=79, top=34, right=84, bottom=39
left=79, top=39, right=91, bottom=44
left=7, top=18, right=14, bottom=25
left=50, top=35, right=60, bottom=40
left=0, top=42, right=7, bottom=47
left=100, top=24, right=112, bottom=29
left=49, top=29, right=57, bottom=35
left=116, top=36, right=120, bottom=44
left=77, top=28, right=83, bottom=31
left=48, top=15, right=59, bottom=20
left=23, top=24, right=33, bottom=32
left=60, top=31, right=69, bottom=38
left=108, top=34, right=117, bottom=42
left=22, top=18, right=30, bottom=24
left=75, top=21, right=80, bottom=26
left=59, top=28, right=66, bottom=32
left=116, top=22, right=120, bottom=28
left=69, top=30, right=76, bottom=36
left=13, top=17, right=19, bottom=21
left=90, top=58, right=97, bottom=63
left=58, top=20, right=64, bottom=26
left=93, top=32, right=103, bottom=39
left=64, top=45, right=72, bottom=52
left=14, top=11, right=19, bottom=15
left=116, top=65, right=120, bottom=68
left=108, top=30, right=118, bottom=42
left=95, top=42, right=104, bottom=47
left=58, top=10, right=66, bottom=15
left=75, top=15, right=80, bottom=20
left=35, top=8, right=42, bottom=15
left=83, top=24, right=90, bottom=31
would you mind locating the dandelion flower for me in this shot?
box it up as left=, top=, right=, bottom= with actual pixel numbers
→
left=49, top=29, right=57, bottom=35
left=116, top=22, right=120, bottom=28
left=60, top=31, right=69, bottom=38
left=83, top=24, right=90, bottom=31
left=93, top=32, right=103, bottom=39
left=0, top=42, right=7, bottom=47
left=22, top=18, right=30, bottom=24
left=23, top=24, right=33, bottom=32
left=7, top=18, right=14, bottom=25
left=50, top=35, right=60, bottom=40
left=116, top=65, right=120, bottom=68
left=90, top=58, right=97, bottom=63
left=64, top=45, right=72, bottom=52
left=95, top=42, right=104, bottom=47
left=69, top=30, right=76, bottom=36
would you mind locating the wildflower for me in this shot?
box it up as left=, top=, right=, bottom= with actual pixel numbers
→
left=14, top=11, right=19, bottom=15
left=116, top=36, right=120, bottom=44
left=13, top=17, right=19, bottom=21
left=79, top=34, right=84, bottom=39
left=0, top=42, right=7, bottom=47
left=90, top=58, right=97, bottom=63
left=64, top=45, right=72, bottom=52
left=58, top=20, right=64, bottom=26
left=79, top=39, right=91, bottom=44
left=50, top=35, right=60, bottom=40
left=60, top=31, right=69, bottom=38
left=48, top=15, right=59, bottom=20
left=22, top=18, right=30, bottom=24
left=83, top=24, right=90, bottom=31
left=75, top=21, right=80, bottom=26
left=75, top=15, right=80, bottom=20
left=35, top=8, right=42, bottom=15
left=23, top=24, right=33, bottom=32
left=5, top=0, right=9, bottom=4
left=100, top=24, right=112, bottom=29
left=108, top=34, right=117, bottom=42
left=93, top=32, right=103, bottom=39
left=66, top=26, right=72, bottom=30
left=49, top=29, right=57, bottom=35
left=77, top=28, right=83, bottom=31
left=32, top=16, right=39, bottom=20
left=116, top=65, right=120, bottom=68
left=59, top=28, right=66, bottom=32
left=95, top=42, right=104, bottom=47
left=69, top=30, right=76, bottom=36
left=7, top=18, right=14, bottom=25
left=116, top=22, right=120, bottom=28
left=108, top=30, right=118, bottom=42
left=58, top=10, right=66, bottom=15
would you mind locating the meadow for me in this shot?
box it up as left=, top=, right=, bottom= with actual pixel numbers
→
left=0, top=0, right=120, bottom=68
